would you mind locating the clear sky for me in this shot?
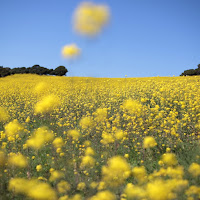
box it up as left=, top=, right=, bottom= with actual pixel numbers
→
left=1, top=0, right=200, bottom=78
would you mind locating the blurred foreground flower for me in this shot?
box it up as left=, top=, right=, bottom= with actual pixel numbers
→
left=143, top=136, right=157, bottom=149
left=9, top=178, right=57, bottom=200
left=73, top=2, right=110, bottom=36
left=8, top=153, right=28, bottom=168
left=34, top=95, right=60, bottom=114
left=62, top=44, right=81, bottom=59
left=26, top=126, right=54, bottom=150
left=102, top=156, right=131, bottom=187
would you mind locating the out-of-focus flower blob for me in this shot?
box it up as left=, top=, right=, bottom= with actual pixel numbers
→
left=73, top=2, right=110, bottom=36
left=62, top=44, right=81, bottom=59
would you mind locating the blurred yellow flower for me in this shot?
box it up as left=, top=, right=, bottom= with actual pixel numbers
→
left=188, top=163, right=200, bottom=177
left=34, top=95, right=60, bottom=114
left=49, top=170, right=64, bottom=182
left=53, top=137, right=64, bottom=148
left=89, top=190, right=116, bottom=200
left=57, top=180, right=71, bottom=193
left=68, top=129, right=81, bottom=140
left=4, top=119, right=24, bottom=137
left=161, top=153, right=178, bottom=166
left=81, top=155, right=95, bottom=168
left=132, top=166, right=147, bottom=183
left=73, top=2, right=110, bottom=36
left=102, top=156, right=131, bottom=187
left=62, top=44, right=81, bottom=59
left=36, top=164, right=42, bottom=172
left=8, top=153, right=28, bottom=168
left=77, top=182, right=86, bottom=191
left=143, top=136, right=157, bottom=148
left=124, top=183, right=146, bottom=199
left=26, top=126, right=54, bottom=150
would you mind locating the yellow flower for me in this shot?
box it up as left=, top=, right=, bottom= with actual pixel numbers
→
left=36, top=164, right=42, bottom=172
left=132, top=166, right=147, bottom=183
left=53, top=137, right=64, bottom=148
left=34, top=82, right=48, bottom=94
left=8, top=153, right=28, bottom=168
left=161, top=153, right=178, bottom=166
left=26, top=126, right=54, bottom=150
left=102, top=156, right=131, bottom=187
left=81, top=155, right=95, bottom=168
left=62, top=44, right=81, bottom=59
left=124, top=183, right=146, bottom=199
left=79, top=116, right=93, bottom=129
left=114, top=130, right=125, bottom=140
left=146, top=179, right=176, bottom=200
left=143, top=136, right=157, bottom=148
left=27, top=181, right=57, bottom=200
left=85, top=147, right=95, bottom=156
left=68, top=129, right=81, bottom=140
left=34, top=95, right=60, bottom=114
left=122, top=99, right=144, bottom=115
left=77, top=182, right=86, bottom=191
left=89, top=190, right=116, bottom=200
left=101, top=131, right=114, bottom=145
left=73, top=2, right=110, bottom=36
left=95, top=108, right=107, bottom=122
left=57, top=180, right=71, bottom=193
left=4, top=119, right=24, bottom=137
left=188, top=163, right=200, bottom=177
left=8, top=178, right=29, bottom=194
left=49, top=170, right=64, bottom=182
left=59, top=195, right=69, bottom=200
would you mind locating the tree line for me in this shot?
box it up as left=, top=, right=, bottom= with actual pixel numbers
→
left=0, top=65, right=68, bottom=77
left=180, top=64, right=200, bottom=76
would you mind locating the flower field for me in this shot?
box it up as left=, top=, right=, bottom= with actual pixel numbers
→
left=0, top=74, right=200, bottom=200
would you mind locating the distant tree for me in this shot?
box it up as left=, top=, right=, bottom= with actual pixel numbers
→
left=0, top=65, right=68, bottom=77
left=53, top=66, right=68, bottom=76
left=180, top=64, right=200, bottom=76
left=0, top=66, right=10, bottom=77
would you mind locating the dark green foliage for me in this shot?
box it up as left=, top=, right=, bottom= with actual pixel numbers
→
left=0, top=66, right=10, bottom=77
left=180, top=64, right=200, bottom=76
left=0, top=65, right=68, bottom=77
left=52, top=66, right=68, bottom=76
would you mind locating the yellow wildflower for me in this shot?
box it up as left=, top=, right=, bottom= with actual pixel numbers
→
left=49, top=170, right=64, bottom=182
left=161, top=153, right=178, bottom=166
left=132, top=166, right=147, bottom=183
left=90, top=190, right=116, bottom=200
left=73, top=2, right=110, bottom=36
left=188, top=163, right=200, bottom=177
left=26, top=126, right=54, bottom=150
left=53, top=137, right=64, bottom=148
left=81, top=155, right=95, bottom=168
left=34, top=95, right=60, bottom=114
left=77, top=182, right=86, bottom=191
left=4, top=119, right=24, bottom=137
left=68, top=129, right=81, bottom=140
left=62, top=44, right=80, bottom=59
left=102, top=156, right=131, bottom=187
left=143, top=136, right=157, bottom=148
left=57, top=180, right=71, bottom=193
left=8, top=153, right=28, bottom=168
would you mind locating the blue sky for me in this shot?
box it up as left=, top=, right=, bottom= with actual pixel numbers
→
left=1, top=0, right=200, bottom=77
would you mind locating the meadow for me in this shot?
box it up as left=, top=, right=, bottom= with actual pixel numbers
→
left=0, top=74, right=200, bottom=200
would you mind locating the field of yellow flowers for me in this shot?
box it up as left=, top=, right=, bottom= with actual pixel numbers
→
left=0, top=74, right=200, bottom=200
